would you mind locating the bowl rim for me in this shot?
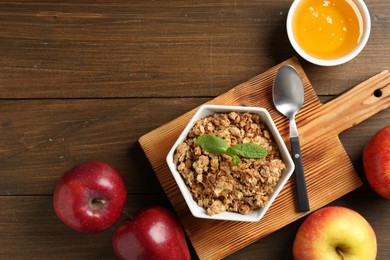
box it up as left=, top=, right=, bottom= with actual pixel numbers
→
left=166, top=104, right=295, bottom=222
left=286, top=0, right=371, bottom=66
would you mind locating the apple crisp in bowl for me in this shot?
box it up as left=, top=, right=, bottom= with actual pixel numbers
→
left=166, top=105, right=294, bottom=222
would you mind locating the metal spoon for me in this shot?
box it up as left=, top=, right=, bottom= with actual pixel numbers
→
left=272, top=65, right=310, bottom=212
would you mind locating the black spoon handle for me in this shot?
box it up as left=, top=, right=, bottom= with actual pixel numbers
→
left=290, top=136, right=310, bottom=212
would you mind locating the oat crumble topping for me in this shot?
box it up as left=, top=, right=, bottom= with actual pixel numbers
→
left=173, top=112, right=285, bottom=216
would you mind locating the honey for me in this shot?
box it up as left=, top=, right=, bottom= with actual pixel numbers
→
left=292, top=0, right=364, bottom=60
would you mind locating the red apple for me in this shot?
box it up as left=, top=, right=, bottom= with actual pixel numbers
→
left=113, top=206, right=190, bottom=260
left=53, top=161, right=127, bottom=233
left=293, top=206, right=377, bottom=260
left=363, top=125, right=390, bottom=199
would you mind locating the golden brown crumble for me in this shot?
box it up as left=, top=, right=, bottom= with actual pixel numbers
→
left=173, top=112, right=285, bottom=216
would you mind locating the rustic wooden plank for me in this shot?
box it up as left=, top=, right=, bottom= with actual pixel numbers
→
left=0, top=191, right=388, bottom=259
left=0, top=194, right=173, bottom=260
left=0, top=98, right=210, bottom=195
left=0, top=0, right=388, bottom=98
left=0, top=1, right=389, bottom=260
left=0, top=97, right=388, bottom=195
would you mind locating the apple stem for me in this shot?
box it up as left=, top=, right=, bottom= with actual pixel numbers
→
left=121, top=207, right=133, bottom=220
left=89, top=198, right=106, bottom=211
left=336, top=247, right=345, bottom=260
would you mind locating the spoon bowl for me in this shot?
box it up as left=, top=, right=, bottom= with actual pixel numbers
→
left=273, top=66, right=304, bottom=120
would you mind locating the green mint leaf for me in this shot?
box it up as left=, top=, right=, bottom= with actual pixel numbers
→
left=195, top=134, right=228, bottom=154
left=226, top=148, right=240, bottom=165
left=232, top=155, right=241, bottom=166
left=230, top=143, right=268, bottom=159
left=225, top=147, right=237, bottom=157
left=195, top=134, right=267, bottom=166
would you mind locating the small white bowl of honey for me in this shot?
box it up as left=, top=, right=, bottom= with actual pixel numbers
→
left=287, top=0, right=371, bottom=66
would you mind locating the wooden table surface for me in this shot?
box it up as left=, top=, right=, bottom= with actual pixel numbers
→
left=0, top=1, right=389, bottom=259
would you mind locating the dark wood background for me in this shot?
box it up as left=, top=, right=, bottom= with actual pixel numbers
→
left=0, top=1, right=388, bottom=259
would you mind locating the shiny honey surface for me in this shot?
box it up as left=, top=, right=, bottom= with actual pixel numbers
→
left=292, top=0, right=364, bottom=60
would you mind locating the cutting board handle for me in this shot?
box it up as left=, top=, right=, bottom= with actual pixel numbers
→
left=300, top=70, right=390, bottom=145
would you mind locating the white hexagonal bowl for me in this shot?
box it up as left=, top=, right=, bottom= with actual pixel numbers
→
left=166, top=104, right=295, bottom=222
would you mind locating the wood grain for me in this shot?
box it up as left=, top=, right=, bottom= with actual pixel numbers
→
left=0, top=0, right=389, bottom=98
left=0, top=98, right=208, bottom=195
left=139, top=58, right=390, bottom=259
left=300, top=70, right=390, bottom=145
left=0, top=1, right=389, bottom=259
left=0, top=96, right=387, bottom=196
left=0, top=191, right=388, bottom=260
left=0, top=195, right=172, bottom=260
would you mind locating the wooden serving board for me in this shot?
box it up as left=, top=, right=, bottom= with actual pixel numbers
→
left=139, top=57, right=390, bottom=259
